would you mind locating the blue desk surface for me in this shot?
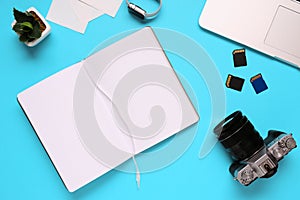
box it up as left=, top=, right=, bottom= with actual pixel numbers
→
left=1, top=0, right=300, bottom=199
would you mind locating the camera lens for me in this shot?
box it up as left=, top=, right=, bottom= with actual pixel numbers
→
left=214, top=111, right=265, bottom=161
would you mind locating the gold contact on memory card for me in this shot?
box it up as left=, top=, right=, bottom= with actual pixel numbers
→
left=251, top=74, right=262, bottom=82
left=226, top=75, right=232, bottom=87
left=233, top=49, right=245, bottom=55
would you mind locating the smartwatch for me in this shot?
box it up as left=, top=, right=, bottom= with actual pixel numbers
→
left=126, top=0, right=162, bottom=20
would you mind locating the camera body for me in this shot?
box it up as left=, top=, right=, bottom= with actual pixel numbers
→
left=214, top=111, right=297, bottom=186
left=231, top=132, right=296, bottom=186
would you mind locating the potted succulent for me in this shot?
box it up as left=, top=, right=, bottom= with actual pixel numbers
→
left=12, top=7, right=51, bottom=47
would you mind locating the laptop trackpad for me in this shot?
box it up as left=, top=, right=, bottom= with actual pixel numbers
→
left=265, top=6, right=300, bottom=59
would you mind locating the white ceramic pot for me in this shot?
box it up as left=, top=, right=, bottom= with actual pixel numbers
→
left=12, top=7, right=51, bottom=47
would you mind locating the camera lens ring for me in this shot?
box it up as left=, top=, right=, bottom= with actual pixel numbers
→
left=214, top=111, right=241, bottom=135
left=214, top=111, right=246, bottom=141
left=214, top=111, right=265, bottom=161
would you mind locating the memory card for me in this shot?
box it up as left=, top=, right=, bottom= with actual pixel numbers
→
left=250, top=73, right=268, bottom=94
left=233, top=49, right=247, bottom=67
left=226, top=74, right=245, bottom=92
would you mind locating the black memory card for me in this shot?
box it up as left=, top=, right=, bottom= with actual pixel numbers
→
left=226, top=74, right=245, bottom=91
left=233, top=49, right=247, bottom=67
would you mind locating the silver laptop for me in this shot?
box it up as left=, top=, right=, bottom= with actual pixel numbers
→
left=199, top=0, right=300, bottom=67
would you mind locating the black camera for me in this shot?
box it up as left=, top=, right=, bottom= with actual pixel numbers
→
left=214, top=111, right=297, bottom=186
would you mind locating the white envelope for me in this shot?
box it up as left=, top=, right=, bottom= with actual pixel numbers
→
left=46, top=0, right=104, bottom=33
left=80, top=0, right=123, bottom=17
left=73, top=0, right=104, bottom=22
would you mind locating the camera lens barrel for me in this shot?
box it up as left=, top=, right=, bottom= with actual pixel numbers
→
left=214, top=111, right=265, bottom=161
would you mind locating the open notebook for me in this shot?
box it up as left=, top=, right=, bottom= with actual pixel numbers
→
left=17, top=27, right=199, bottom=192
